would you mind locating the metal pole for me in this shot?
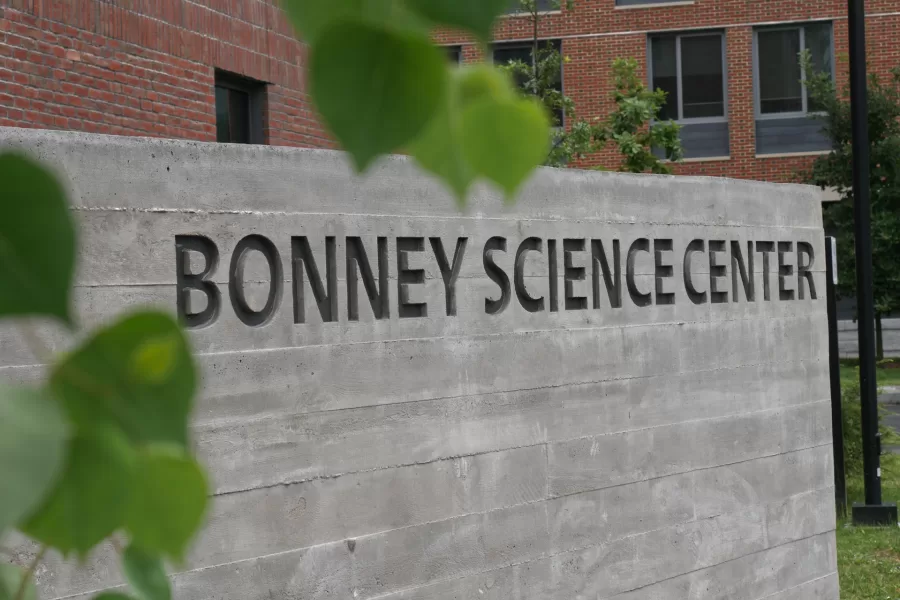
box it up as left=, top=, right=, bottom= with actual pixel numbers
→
left=825, top=237, right=847, bottom=518
left=848, top=0, right=896, bottom=525
left=847, top=0, right=880, bottom=507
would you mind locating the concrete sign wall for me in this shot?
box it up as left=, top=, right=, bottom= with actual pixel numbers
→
left=0, top=129, right=838, bottom=599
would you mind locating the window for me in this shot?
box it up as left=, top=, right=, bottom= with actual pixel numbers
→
left=755, top=22, right=833, bottom=116
left=753, top=22, right=833, bottom=154
left=445, top=46, right=462, bottom=65
left=493, top=41, right=564, bottom=125
left=648, top=31, right=729, bottom=159
left=215, top=71, right=266, bottom=144
left=506, top=0, right=554, bottom=14
left=649, top=32, right=726, bottom=121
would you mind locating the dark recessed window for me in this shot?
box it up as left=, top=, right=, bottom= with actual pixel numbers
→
left=648, top=31, right=729, bottom=158
left=215, top=71, right=266, bottom=144
left=753, top=22, right=834, bottom=155
left=493, top=40, right=564, bottom=125
left=755, top=22, right=833, bottom=116
left=649, top=32, right=726, bottom=121
left=446, top=46, right=462, bottom=65
left=506, top=0, right=554, bottom=14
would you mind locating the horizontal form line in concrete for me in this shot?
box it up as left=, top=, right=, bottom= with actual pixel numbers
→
left=68, top=204, right=827, bottom=230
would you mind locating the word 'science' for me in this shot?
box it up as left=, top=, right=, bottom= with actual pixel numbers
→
left=174, top=235, right=817, bottom=328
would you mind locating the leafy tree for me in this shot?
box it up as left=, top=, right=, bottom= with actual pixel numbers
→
left=500, top=0, right=585, bottom=166
left=500, top=1, right=682, bottom=171
left=805, top=58, right=900, bottom=359
left=596, top=58, right=683, bottom=174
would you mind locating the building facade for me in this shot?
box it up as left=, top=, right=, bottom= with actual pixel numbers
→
left=1, top=0, right=899, bottom=182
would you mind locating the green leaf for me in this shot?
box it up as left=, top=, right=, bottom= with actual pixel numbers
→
left=126, top=446, right=208, bottom=561
left=460, top=97, right=551, bottom=200
left=51, top=311, right=195, bottom=449
left=0, top=563, right=36, bottom=600
left=122, top=544, right=171, bottom=600
left=93, top=594, right=137, bottom=600
left=409, top=80, right=475, bottom=204
left=21, top=426, right=136, bottom=557
left=129, top=335, right=180, bottom=385
left=411, top=65, right=521, bottom=204
left=310, top=20, right=448, bottom=171
left=456, top=65, right=515, bottom=106
left=405, top=0, right=508, bottom=42
left=0, top=153, right=76, bottom=324
left=281, top=0, right=427, bottom=46
left=0, top=385, right=69, bottom=535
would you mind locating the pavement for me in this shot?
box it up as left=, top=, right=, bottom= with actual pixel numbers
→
left=839, top=318, right=900, bottom=357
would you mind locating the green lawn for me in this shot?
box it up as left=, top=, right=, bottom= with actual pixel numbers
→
left=837, top=357, right=900, bottom=598
left=840, top=359, right=900, bottom=388
left=837, top=428, right=900, bottom=600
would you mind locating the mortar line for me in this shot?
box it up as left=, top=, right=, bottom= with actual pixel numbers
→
left=362, top=527, right=837, bottom=600
left=0, top=356, right=827, bottom=439
left=598, top=533, right=836, bottom=599
left=211, top=403, right=832, bottom=499
left=191, top=313, right=826, bottom=356
left=196, top=356, right=825, bottom=431
left=45, top=453, right=835, bottom=600
left=751, top=573, right=839, bottom=600
left=68, top=205, right=825, bottom=230
left=0, top=313, right=828, bottom=373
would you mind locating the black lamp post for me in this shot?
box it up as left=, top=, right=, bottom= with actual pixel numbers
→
left=847, top=0, right=898, bottom=526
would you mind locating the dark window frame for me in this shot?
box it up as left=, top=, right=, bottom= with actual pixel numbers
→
left=752, top=22, right=835, bottom=121
left=505, top=0, right=555, bottom=15
left=647, top=30, right=728, bottom=125
left=492, top=39, right=565, bottom=127
left=215, top=70, right=267, bottom=145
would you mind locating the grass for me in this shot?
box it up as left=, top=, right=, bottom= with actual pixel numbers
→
left=839, top=358, right=900, bottom=387
left=836, top=519, right=900, bottom=600
left=836, top=356, right=900, bottom=600
left=837, top=452, right=900, bottom=600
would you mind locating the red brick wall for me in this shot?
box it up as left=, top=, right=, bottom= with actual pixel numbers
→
left=0, top=0, right=331, bottom=148
left=439, top=0, right=900, bottom=182
left=1, top=0, right=899, bottom=184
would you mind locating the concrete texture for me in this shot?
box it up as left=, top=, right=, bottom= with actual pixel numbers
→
left=0, top=128, right=838, bottom=600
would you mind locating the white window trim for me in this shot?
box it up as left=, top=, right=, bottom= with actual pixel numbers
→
left=753, top=23, right=835, bottom=120
left=647, top=30, right=728, bottom=125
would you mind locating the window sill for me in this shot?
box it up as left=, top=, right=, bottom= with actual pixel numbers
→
left=659, top=155, right=730, bottom=164
left=614, top=1, right=695, bottom=10
left=681, top=155, right=731, bottom=163
left=755, top=150, right=830, bottom=158
left=756, top=111, right=826, bottom=121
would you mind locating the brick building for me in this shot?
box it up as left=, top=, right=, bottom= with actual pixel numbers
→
left=1, top=0, right=899, bottom=182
